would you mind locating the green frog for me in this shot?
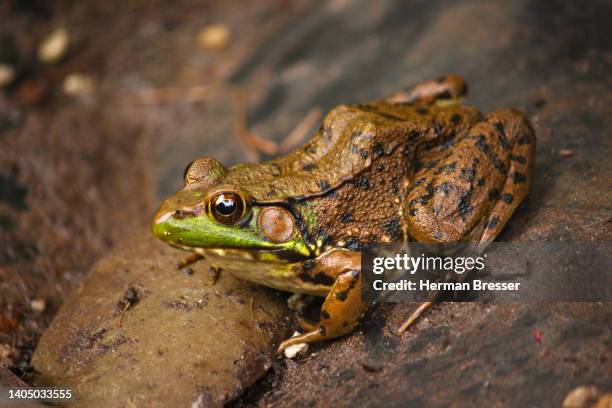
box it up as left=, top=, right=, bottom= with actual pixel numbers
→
left=152, top=75, right=535, bottom=352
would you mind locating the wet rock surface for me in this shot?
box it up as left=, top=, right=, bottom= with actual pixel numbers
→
left=31, top=233, right=289, bottom=407
left=1, top=0, right=611, bottom=407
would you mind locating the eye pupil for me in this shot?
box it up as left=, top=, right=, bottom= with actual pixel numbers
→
left=215, top=198, right=236, bottom=215
left=210, top=192, right=246, bottom=223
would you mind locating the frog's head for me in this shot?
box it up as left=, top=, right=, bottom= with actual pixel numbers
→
left=152, top=157, right=313, bottom=261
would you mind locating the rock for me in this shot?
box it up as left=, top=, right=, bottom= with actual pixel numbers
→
left=283, top=332, right=309, bottom=359
left=63, top=74, right=95, bottom=96
left=197, top=24, right=232, bottom=50
left=31, top=232, right=289, bottom=407
left=38, top=28, right=69, bottom=64
left=0, top=63, right=15, bottom=88
left=29, top=299, right=46, bottom=313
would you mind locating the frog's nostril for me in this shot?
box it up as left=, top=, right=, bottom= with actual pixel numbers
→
left=174, top=209, right=195, bottom=220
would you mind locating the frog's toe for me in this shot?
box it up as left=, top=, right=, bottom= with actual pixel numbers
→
left=277, top=330, right=325, bottom=352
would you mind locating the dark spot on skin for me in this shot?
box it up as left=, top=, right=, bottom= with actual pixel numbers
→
left=174, top=209, right=195, bottom=220
left=424, top=160, right=440, bottom=169
left=485, top=216, right=500, bottom=229
left=391, top=177, right=400, bottom=195
left=475, top=135, right=506, bottom=174
left=407, top=130, right=421, bottom=142
left=373, top=143, right=385, bottom=156
left=501, top=193, right=514, bottom=204
left=302, top=259, right=315, bottom=272
left=510, top=155, right=527, bottom=164
left=435, top=182, right=451, bottom=196
left=315, top=227, right=332, bottom=247
left=351, top=145, right=369, bottom=158
left=517, top=135, right=531, bottom=145
left=302, top=163, right=317, bottom=171
left=299, top=271, right=335, bottom=286
left=450, top=114, right=462, bottom=124
left=305, top=145, right=317, bottom=154
left=433, top=205, right=441, bottom=216
left=412, top=177, right=426, bottom=188
left=321, top=310, right=330, bottom=320
left=340, top=213, right=353, bottom=223
left=512, top=172, right=527, bottom=184
left=415, top=107, right=428, bottom=115
left=441, top=135, right=457, bottom=150
left=335, top=290, right=348, bottom=301
left=434, top=162, right=456, bottom=175
left=434, top=123, right=443, bottom=136
left=460, top=166, right=476, bottom=182
left=382, top=218, right=402, bottom=240
left=356, top=104, right=406, bottom=121
left=457, top=191, right=473, bottom=219
left=270, top=163, right=282, bottom=176
left=319, top=180, right=331, bottom=192
left=417, top=182, right=435, bottom=206
left=477, top=177, right=485, bottom=186
left=353, top=175, right=370, bottom=190
left=345, top=237, right=362, bottom=251
left=438, top=90, right=452, bottom=99
left=494, top=122, right=511, bottom=151
left=488, top=188, right=500, bottom=200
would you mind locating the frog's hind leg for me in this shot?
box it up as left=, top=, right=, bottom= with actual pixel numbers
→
left=398, top=108, right=535, bottom=333
left=474, top=109, right=535, bottom=249
left=278, top=262, right=364, bottom=352
left=385, top=74, right=467, bottom=105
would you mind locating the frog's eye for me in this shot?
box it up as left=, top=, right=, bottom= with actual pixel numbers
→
left=209, top=192, right=246, bottom=224
left=183, top=160, right=196, bottom=184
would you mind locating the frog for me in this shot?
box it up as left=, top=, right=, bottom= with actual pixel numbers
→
left=152, top=75, right=536, bottom=352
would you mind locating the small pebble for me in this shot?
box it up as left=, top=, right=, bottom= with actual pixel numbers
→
left=0, top=343, right=12, bottom=360
left=30, top=299, right=46, bottom=312
left=197, top=24, right=231, bottom=50
left=563, top=385, right=600, bottom=408
left=38, top=27, right=69, bottom=63
left=559, top=148, right=574, bottom=158
left=283, top=331, right=309, bottom=359
left=0, top=63, right=15, bottom=88
left=63, top=73, right=95, bottom=96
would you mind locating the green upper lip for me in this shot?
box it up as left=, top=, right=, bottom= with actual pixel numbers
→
left=152, top=213, right=312, bottom=258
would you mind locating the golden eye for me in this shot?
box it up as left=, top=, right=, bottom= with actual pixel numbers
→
left=210, top=192, right=246, bottom=224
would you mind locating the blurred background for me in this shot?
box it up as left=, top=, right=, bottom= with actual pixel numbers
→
left=0, top=0, right=610, bottom=406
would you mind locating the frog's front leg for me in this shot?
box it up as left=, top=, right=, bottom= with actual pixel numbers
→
left=277, top=249, right=364, bottom=352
